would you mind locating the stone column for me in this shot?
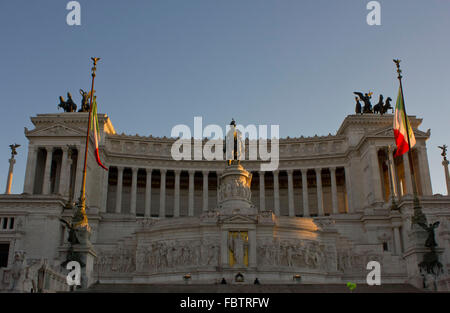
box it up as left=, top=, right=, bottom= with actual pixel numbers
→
left=385, top=158, right=395, bottom=203
left=417, top=146, right=433, bottom=195
left=370, top=146, right=383, bottom=203
left=115, top=166, right=124, bottom=214
left=402, top=153, right=414, bottom=195
left=393, top=226, right=402, bottom=255
left=42, top=147, right=53, bottom=195
left=174, top=170, right=181, bottom=217
left=388, top=147, right=398, bottom=197
left=144, top=168, right=152, bottom=217
left=188, top=170, right=195, bottom=216
left=248, top=229, right=257, bottom=267
left=130, top=167, right=138, bottom=215
left=259, top=171, right=265, bottom=210
left=202, top=170, right=209, bottom=212
left=287, top=170, right=295, bottom=217
left=301, top=169, right=309, bottom=217
left=273, top=170, right=280, bottom=216
left=73, top=146, right=85, bottom=201
left=100, top=165, right=109, bottom=213
left=4, top=158, right=16, bottom=194
left=216, top=171, right=222, bottom=202
left=159, top=169, right=166, bottom=218
left=58, top=147, right=71, bottom=196
left=23, top=145, right=38, bottom=194
left=315, top=168, right=324, bottom=216
left=443, top=160, right=450, bottom=196
left=330, top=167, right=338, bottom=214
left=221, top=231, right=228, bottom=266
left=344, top=165, right=353, bottom=213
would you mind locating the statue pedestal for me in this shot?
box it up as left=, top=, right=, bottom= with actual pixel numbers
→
left=72, top=244, right=97, bottom=289
left=217, top=164, right=256, bottom=215
left=62, top=228, right=97, bottom=290
left=404, top=224, right=445, bottom=290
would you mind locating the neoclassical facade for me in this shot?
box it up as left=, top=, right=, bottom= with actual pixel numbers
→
left=0, top=112, right=449, bottom=292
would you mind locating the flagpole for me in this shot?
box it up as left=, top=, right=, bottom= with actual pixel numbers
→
left=393, top=59, right=426, bottom=225
left=74, top=57, right=100, bottom=230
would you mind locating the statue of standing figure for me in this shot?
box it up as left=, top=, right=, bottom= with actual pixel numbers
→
left=438, top=145, right=448, bottom=161
left=229, top=232, right=248, bottom=266
left=354, top=97, right=362, bottom=114
left=78, top=89, right=90, bottom=112
left=224, top=119, right=245, bottom=165
left=9, top=143, right=20, bottom=158
left=418, top=222, right=440, bottom=249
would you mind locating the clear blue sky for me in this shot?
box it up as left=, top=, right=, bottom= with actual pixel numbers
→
left=0, top=0, right=449, bottom=195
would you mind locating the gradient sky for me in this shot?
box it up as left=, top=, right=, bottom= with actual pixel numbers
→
left=0, top=0, right=449, bottom=195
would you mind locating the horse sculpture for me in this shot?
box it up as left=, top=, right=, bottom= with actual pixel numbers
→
left=373, top=95, right=384, bottom=114
left=57, top=92, right=77, bottom=112
left=382, top=97, right=393, bottom=114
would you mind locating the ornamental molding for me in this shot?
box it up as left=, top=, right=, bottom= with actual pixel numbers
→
left=367, top=126, right=430, bottom=139
left=102, top=140, right=349, bottom=161
left=337, top=114, right=422, bottom=135
left=104, top=158, right=348, bottom=173
left=25, top=123, right=85, bottom=138
left=218, top=214, right=257, bottom=225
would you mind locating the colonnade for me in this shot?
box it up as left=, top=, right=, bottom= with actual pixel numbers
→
left=106, top=166, right=350, bottom=218
left=23, top=145, right=80, bottom=198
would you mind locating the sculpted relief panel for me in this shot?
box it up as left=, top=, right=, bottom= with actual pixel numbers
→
left=257, top=238, right=337, bottom=272
left=95, top=246, right=136, bottom=274
left=95, top=239, right=220, bottom=275
left=94, top=234, right=385, bottom=277
left=136, top=239, right=220, bottom=273
left=218, top=179, right=252, bottom=203
left=336, top=248, right=382, bottom=273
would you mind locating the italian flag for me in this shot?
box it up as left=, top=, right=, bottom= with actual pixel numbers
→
left=91, top=97, right=108, bottom=170
left=393, top=86, right=416, bottom=157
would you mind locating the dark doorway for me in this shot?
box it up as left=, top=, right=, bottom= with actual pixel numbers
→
left=0, top=243, right=10, bottom=268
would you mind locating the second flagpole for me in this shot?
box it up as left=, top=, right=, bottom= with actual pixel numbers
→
left=393, top=59, right=426, bottom=225
left=74, top=57, right=100, bottom=230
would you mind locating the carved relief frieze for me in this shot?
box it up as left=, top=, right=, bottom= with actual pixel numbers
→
left=256, top=238, right=337, bottom=272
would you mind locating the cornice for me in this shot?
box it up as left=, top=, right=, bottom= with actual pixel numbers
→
left=337, top=114, right=422, bottom=135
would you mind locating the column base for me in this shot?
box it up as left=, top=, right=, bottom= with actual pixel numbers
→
left=61, top=229, right=97, bottom=290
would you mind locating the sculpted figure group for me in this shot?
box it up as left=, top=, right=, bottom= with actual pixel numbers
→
left=219, top=179, right=252, bottom=202
left=57, top=89, right=91, bottom=113
left=95, top=239, right=220, bottom=275
left=256, top=238, right=335, bottom=271
left=337, top=248, right=381, bottom=273
left=353, top=92, right=393, bottom=115
left=94, top=236, right=390, bottom=277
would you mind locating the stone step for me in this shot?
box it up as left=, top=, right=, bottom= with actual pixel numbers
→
left=82, top=283, right=422, bottom=293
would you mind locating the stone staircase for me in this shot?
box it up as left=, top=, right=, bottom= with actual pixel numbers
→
left=83, top=282, right=422, bottom=293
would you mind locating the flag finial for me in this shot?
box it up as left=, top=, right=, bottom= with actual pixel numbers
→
left=393, top=59, right=402, bottom=79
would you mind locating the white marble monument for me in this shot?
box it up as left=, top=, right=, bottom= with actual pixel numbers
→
left=0, top=112, right=449, bottom=292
